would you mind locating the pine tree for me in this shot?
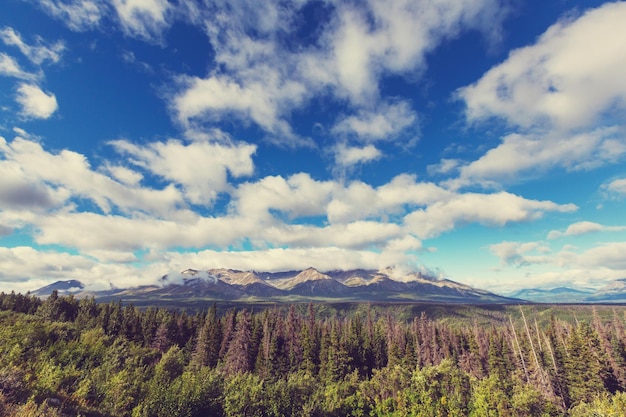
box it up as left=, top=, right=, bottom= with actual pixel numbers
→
left=285, top=304, right=303, bottom=372
left=319, top=319, right=349, bottom=383
left=300, top=303, right=320, bottom=375
left=219, top=309, right=237, bottom=360
left=191, top=305, right=222, bottom=369
left=223, top=309, right=252, bottom=376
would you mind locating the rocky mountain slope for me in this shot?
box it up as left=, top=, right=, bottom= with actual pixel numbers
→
left=32, top=280, right=85, bottom=297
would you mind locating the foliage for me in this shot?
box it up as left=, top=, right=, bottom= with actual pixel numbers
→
left=1, top=291, right=626, bottom=416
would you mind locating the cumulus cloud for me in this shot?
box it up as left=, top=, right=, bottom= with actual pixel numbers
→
left=0, top=164, right=61, bottom=210
left=575, top=242, right=626, bottom=270
left=334, top=144, right=382, bottom=168
left=234, top=173, right=337, bottom=222
left=109, top=138, right=257, bottom=205
left=32, top=211, right=249, bottom=252
left=404, top=192, right=577, bottom=239
left=173, top=72, right=310, bottom=147
left=332, top=100, right=417, bottom=142
left=459, top=2, right=626, bottom=130
left=384, top=235, right=423, bottom=252
left=547, top=221, right=626, bottom=239
left=15, top=84, right=58, bottom=119
left=603, top=178, right=626, bottom=198
left=261, top=221, right=404, bottom=250
left=172, top=0, right=508, bottom=146
left=0, top=246, right=169, bottom=292
left=484, top=239, right=626, bottom=293
left=102, top=163, right=143, bottom=187
left=326, top=174, right=453, bottom=224
left=452, top=127, right=626, bottom=188
left=157, top=246, right=412, bottom=276
left=2, top=133, right=577, bottom=270
left=320, top=0, right=507, bottom=103
left=1, top=135, right=183, bottom=216
left=455, top=2, right=626, bottom=188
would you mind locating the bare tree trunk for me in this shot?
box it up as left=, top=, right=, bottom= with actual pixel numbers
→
left=510, top=315, right=529, bottom=381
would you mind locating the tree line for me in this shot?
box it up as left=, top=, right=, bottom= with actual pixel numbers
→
left=0, top=290, right=625, bottom=416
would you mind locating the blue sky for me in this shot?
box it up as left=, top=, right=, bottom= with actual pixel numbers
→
left=1, top=0, right=625, bottom=295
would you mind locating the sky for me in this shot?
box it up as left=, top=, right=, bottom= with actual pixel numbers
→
left=0, top=0, right=625, bottom=295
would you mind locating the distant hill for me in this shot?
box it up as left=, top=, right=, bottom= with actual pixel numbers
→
left=510, top=279, right=626, bottom=303
left=585, top=279, right=626, bottom=302
left=32, top=267, right=519, bottom=304
left=510, top=287, right=594, bottom=303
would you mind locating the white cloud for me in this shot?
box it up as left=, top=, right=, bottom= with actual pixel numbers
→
left=102, top=163, right=143, bottom=186
left=332, top=100, right=418, bottom=143
left=261, top=221, right=404, bottom=250
left=172, top=0, right=507, bottom=146
left=36, top=0, right=107, bottom=31
left=109, top=138, right=257, bottom=205
left=404, top=191, right=577, bottom=239
left=459, top=2, right=626, bottom=131
left=32, top=211, right=251, bottom=252
left=0, top=246, right=166, bottom=292
left=334, top=144, right=382, bottom=168
left=234, top=173, right=337, bottom=222
left=15, top=83, right=58, bottom=119
left=452, top=127, right=626, bottom=188
left=453, top=2, right=626, bottom=189
left=483, top=239, right=626, bottom=293
left=320, top=0, right=507, bottom=103
left=173, top=72, right=310, bottom=147
left=157, top=246, right=411, bottom=276
left=0, top=159, right=65, bottom=210
left=575, top=242, right=626, bottom=270
left=0, top=27, right=65, bottom=65
left=2, top=133, right=576, bottom=263
left=112, top=0, right=171, bottom=40
left=427, top=158, right=461, bottom=176
left=384, top=235, right=423, bottom=252
left=603, top=178, right=626, bottom=198
left=489, top=241, right=551, bottom=267
left=327, top=174, right=453, bottom=224
left=547, top=221, right=626, bottom=239
left=1, top=135, right=183, bottom=216
left=0, top=53, right=36, bottom=80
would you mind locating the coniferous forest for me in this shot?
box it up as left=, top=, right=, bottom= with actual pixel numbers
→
left=1, top=291, right=626, bottom=416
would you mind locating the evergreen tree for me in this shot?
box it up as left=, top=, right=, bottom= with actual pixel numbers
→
left=191, top=305, right=221, bottom=369
left=223, top=309, right=252, bottom=376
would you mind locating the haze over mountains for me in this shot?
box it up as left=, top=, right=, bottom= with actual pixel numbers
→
left=33, top=267, right=518, bottom=303
left=509, top=279, right=626, bottom=303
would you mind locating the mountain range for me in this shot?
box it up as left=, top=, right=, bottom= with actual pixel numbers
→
left=509, top=279, right=626, bottom=303
left=32, top=267, right=519, bottom=304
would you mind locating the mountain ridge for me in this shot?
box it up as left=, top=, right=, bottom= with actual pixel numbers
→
left=509, top=281, right=626, bottom=303
left=32, top=267, right=520, bottom=303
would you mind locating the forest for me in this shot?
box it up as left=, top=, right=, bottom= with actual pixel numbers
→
left=0, top=291, right=625, bottom=416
